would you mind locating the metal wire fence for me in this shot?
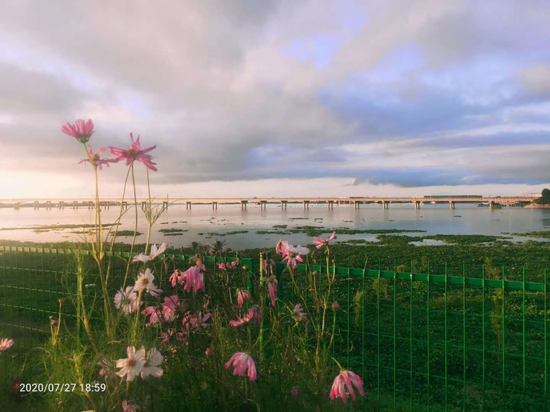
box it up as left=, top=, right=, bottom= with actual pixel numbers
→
left=0, top=244, right=548, bottom=411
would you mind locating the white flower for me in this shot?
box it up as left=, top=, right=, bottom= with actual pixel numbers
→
left=134, top=269, right=163, bottom=297
left=288, top=244, right=310, bottom=255
left=116, top=346, right=146, bottom=381
left=141, top=348, right=164, bottom=379
left=133, top=243, right=167, bottom=263
left=114, top=286, right=139, bottom=315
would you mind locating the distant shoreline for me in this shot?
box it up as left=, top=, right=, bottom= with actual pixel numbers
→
left=524, top=203, right=550, bottom=208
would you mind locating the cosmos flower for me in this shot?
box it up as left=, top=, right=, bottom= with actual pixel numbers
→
left=122, top=400, right=140, bottom=411
left=140, top=348, right=164, bottom=379
left=181, top=312, right=211, bottom=335
left=114, top=286, right=139, bottom=315
left=225, top=352, right=257, bottom=381
left=0, top=338, right=14, bottom=351
left=79, top=145, right=115, bottom=170
left=133, top=243, right=167, bottom=263
left=329, top=370, right=365, bottom=404
left=275, top=239, right=290, bottom=256
left=281, top=243, right=310, bottom=269
left=134, top=269, right=163, bottom=297
left=312, top=232, right=336, bottom=249
left=237, top=290, right=253, bottom=307
left=267, top=276, right=278, bottom=307
left=116, top=346, right=146, bottom=382
left=109, top=133, right=157, bottom=171
left=161, top=296, right=180, bottom=322
left=142, top=306, right=162, bottom=326
left=62, top=119, right=94, bottom=143
left=293, top=303, right=308, bottom=323
left=179, top=265, right=205, bottom=294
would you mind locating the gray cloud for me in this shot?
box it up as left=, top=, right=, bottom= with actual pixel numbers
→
left=0, top=0, right=549, bottom=194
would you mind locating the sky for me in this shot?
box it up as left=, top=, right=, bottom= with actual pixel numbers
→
left=1, top=0, right=550, bottom=199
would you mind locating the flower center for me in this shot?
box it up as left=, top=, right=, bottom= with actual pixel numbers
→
left=91, top=154, right=100, bottom=162
left=127, top=148, right=138, bottom=157
left=142, top=278, right=149, bottom=285
left=128, top=359, right=136, bottom=367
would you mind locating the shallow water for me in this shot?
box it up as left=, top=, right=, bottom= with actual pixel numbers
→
left=1, top=203, right=549, bottom=249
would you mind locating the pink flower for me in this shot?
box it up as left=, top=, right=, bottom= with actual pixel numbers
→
left=230, top=316, right=249, bottom=327
left=276, top=239, right=290, bottom=256
left=159, top=329, right=175, bottom=345
left=62, top=119, right=94, bottom=143
left=134, top=269, right=163, bottom=297
left=141, top=348, right=164, bottom=379
left=293, top=303, right=308, bottom=323
left=79, top=145, right=115, bottom=170
left=332, top=301, right=340, bottom=310
left=181, top=312, right=211, bottom=335
left=313, top=232, right=336, bottom=249
left=179, top=265, right=205, bottom=294
left=267, top=276, right=278, bottom=307
left=205, top=348, right=213, bottom=357
left=122, top=400, right=139, bottom=411
left=169, top=270, right=180, bottom=287
left=290, top=388, right=300, bottom=397
left=237, top=290, right=253, bottom=307
left=0, top=338, right=14, bottom=351
left=114, top=286, right=139, bottom=315
left=142, top=306, right=162, bottom=326
left=217, top=263, right=226, bottom=270
left=133, top=243, right=167, bottom=263
left=280, top=242, right=310, bottom=269
left=263, top=258, right=275, bottom=275
left=116, top=346, right=146, bottom=381
left=329, top=370, right=365, bottom=404
left=51, top=319, right=58, bottom=326
left=247, top=305, right=263, bottom=326
left=161, top=296, right=179, bottom=322
left=225, top=352, right=257, bottom=381
left=109, top=133, right=158, bottom=171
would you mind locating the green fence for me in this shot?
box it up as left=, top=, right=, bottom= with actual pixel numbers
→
left=273, top=259, right=548, bottom=411
left=0, top=245, right=548, bottom=411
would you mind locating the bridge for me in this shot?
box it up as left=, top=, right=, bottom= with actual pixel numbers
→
left=0, top=195, right=540, bottom=210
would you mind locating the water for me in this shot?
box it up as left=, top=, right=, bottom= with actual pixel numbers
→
left=1, top=203, right=549, bottom=249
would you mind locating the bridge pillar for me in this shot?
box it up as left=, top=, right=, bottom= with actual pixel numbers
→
left=47, top=201, right=52, bottom=210
left=261, top=201, right=267, bottom=209
left=327, top=200, right=334, bottom=209
left=59, top=201, right=64, bottom=209
left=414, top=201, right=421, bottom=209
left=212, top=202, right=218, bottom=209
left=34, top=201, right=39, bottom=210
left=73, top=201, right=78, bottom=209
left=449, top=201, right=455, bottom=209
left=354, top=201, right=360, bottom=209
left=241, top=200, right=248, bottom=209
left=383, top=201, right=389, bottom=209
left=162, top=201, right=168, bottom=209
left=489, top=201, right=494, bottom=209
left=303, top=201, right=309, bottom=209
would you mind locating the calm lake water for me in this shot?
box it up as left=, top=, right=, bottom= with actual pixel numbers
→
left=1, top=203, right=549, bottom=249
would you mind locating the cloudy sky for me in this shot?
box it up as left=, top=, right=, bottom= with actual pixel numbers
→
left=1, top=0, right=550, bottom=199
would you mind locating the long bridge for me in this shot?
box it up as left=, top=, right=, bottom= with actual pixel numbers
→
left=0, top=195, right=541, bottom=210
